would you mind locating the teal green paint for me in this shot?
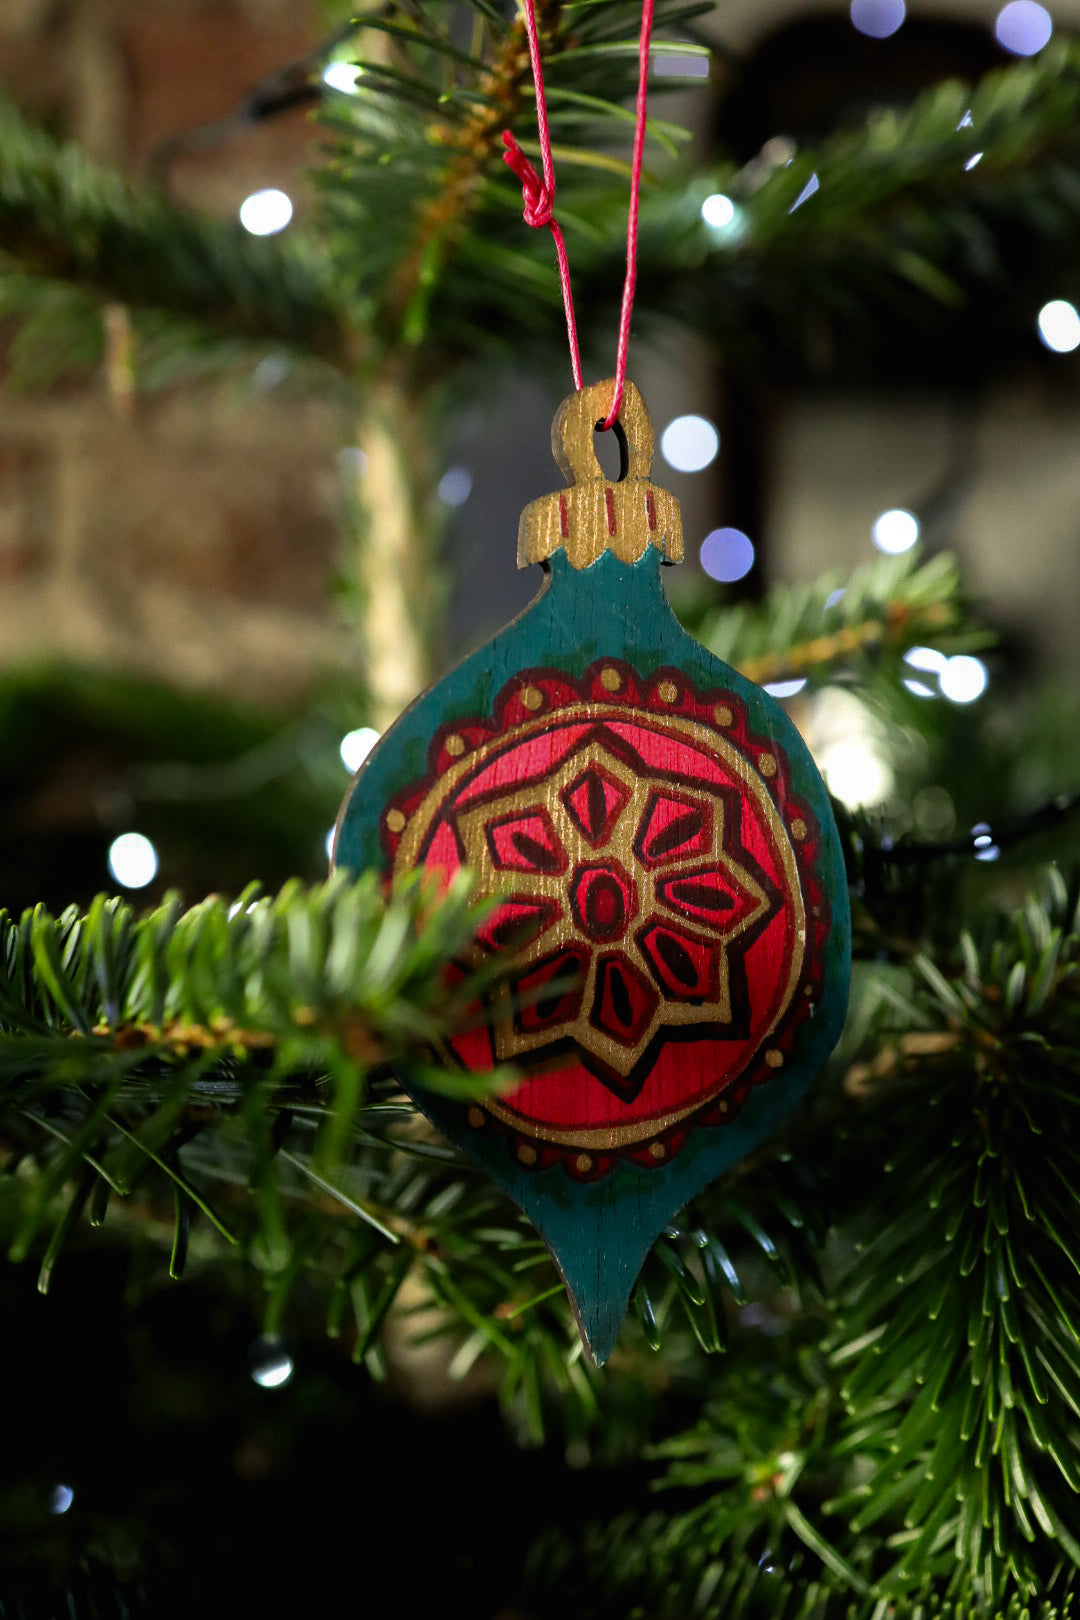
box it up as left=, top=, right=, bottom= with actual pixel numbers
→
left=335, top=546, right=851, bottom=1364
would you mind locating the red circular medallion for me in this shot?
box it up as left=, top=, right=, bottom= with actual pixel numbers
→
left=382, top=662, right=828, bottom=1177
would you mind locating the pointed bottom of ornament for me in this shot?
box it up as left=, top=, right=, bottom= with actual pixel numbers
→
left=548, top=1210, right=653, bottom=1368
left=515, top=1166, right=679, bottom=1368
left=501, top=1066, right=853, bottom=1364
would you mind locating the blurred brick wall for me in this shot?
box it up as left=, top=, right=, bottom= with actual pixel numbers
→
left=0, top=0, right=351, bottom=701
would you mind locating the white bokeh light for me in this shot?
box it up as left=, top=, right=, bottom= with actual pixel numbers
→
left=239, top=188, right=294, bottom=236
left=322, top=61, right=362, bottom=93
left=763, top=678, right=807, bottom=698
left=819, top=739, right=893, bottom=808
left=994, top=1, right=1053, bottom=55
left=325, top=827, right=336, bottom=862
left=872, top=507, right=919, bottom=554
left=972, top=823, right=1001, bottom=862
left=699, top=527, right=755, bottom=583
left=49, top=1485, right=74, bottom=1515
left=251, top=1343, right=294, bottom=1389
left=965, top=151, right=984, bottom=171
left=660, top=415, right=719, bottom=473
left=807, top=691, right=893, bottom=809
left=437, top=467, right=473, bottom=506
left=1037, top=300, right=1080, bottom=354
left=340, top=726, right=380, bottom=773
left=904, top=645, right=947, bottom=674
left=701, top=193, right=736, bottom=229
left=107, top=832, right=158, bottom=890
left=940, top=654, right=989, bottom=704
left=850, top=0, right=906, bottom=39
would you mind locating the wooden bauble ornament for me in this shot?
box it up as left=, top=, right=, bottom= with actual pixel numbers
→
left=332, top=380, right=850, bottom=1364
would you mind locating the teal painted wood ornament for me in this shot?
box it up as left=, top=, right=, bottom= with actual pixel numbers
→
left=333, top=380, right=851, bottom=1364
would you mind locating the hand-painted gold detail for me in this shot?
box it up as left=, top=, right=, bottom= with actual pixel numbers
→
left=386, top=808, right=406, bottom=833
left=517, top=380, right=683, bottom=570
left=765, top=1048, right=783, bottom=1068
left=599, top=666, right=622, bottom=692
left=648, top=1141, right=666, bottom=1160
left=445, top=734, right=466, bottom=757
left=759, top=753, right=777, bottom=778
left=521, top=685, right=544, bottom=711
left=574, top=1153, right=594, bottom=1174
left=467, top=1105, right=485, bottom=1128
left=657, top=680, right=679, bottom=704
left=394, top=701, right=807, bottom=1151
left=517, top=1143, right=538, bottom=1165
left=791, top=818, right=808, bottom=841
left=714, top=704, right=733, bottom=727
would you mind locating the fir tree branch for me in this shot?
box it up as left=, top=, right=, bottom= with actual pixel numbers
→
left=0, top=93, right=349, bottom=368
left=829, top=867, right=1080, bottom=1601
left=0, top=873, right=521, bottom=1292
left=380, top=0, right=564, bottom=339
left=5, top=20, right=1080, bottom=390
left=0, top=872, right=507, bottom=1100
left=689, top=549, right=984, bottom=689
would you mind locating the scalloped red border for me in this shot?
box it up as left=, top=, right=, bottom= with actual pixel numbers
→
left=383, top=659, right=832, bottom=1180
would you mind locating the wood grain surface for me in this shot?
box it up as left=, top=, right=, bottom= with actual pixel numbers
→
left=334, top=382, right=850, bottom=1364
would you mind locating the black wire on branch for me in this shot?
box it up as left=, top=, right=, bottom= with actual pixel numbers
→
left=146, top=20, right=358, bottom=181
left=868, top=788, right=1080, bottom=866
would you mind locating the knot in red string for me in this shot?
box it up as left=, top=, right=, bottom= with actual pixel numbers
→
left=501, top=131, right=554, bottom=229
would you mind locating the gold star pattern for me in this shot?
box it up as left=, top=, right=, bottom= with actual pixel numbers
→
left=454, top=734, right=782, bottom=1085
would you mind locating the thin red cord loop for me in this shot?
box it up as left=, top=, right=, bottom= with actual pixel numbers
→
left=502, top=0, right=582, bottom=392
left=503, top=0, right=654, bottom=428
left=602, top=0, right=655, bottom=430
left=502, top=132, right=582, bottom=391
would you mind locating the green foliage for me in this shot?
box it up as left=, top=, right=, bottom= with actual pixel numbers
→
left=503, top=871, right=1080, bottom=1616
left=0, top=4, right=1078, bottom=1611
left=313, top=0, right=707, bottom=366
left=0, top=871, right=512, bottom=1295
left=830, top=868, right=1080, bottom=1603
left=688, top=549, right=984, bottom=691
left=697, top=39, right=1080, bottom=370
left=0, top=91, right=345, bottom=373
left=0, top=663, right=346, bottom=913
left=4, top=18, right=1080, bottom=390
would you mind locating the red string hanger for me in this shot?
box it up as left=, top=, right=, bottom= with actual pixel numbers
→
left=502, top=0, right=656, bottom=430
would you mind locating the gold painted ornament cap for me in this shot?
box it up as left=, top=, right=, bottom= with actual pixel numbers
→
left=518, top=378, right=683, bottom=571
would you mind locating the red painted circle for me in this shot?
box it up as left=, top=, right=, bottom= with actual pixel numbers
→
left=384, top=663, right=828, bottom=1173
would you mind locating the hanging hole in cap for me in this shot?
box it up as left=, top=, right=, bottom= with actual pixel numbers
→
left=593, top=419, right=629, bottom=482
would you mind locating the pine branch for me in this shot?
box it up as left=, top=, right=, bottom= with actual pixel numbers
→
left=314, top=0, right=706, bottom=368
left=379, top=0, right=563, bottom=338
left=686, top=549, right=983, bottom=691
left=4, top=21, right=1080, bottom=389
left=525, top=1502, right=1076, bottom=1620
left=828, top=867, right=1080, bottom=1602
left=0, top=872, right=519, bottom=1288
left=0, top=92, right=348, bottom=368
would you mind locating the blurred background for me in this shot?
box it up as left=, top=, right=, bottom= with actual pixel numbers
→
left=2, top=0, right=1080, bottom=1611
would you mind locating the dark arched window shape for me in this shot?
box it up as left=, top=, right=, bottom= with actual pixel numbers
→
left=716, top=15, right=1001, bottom=159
